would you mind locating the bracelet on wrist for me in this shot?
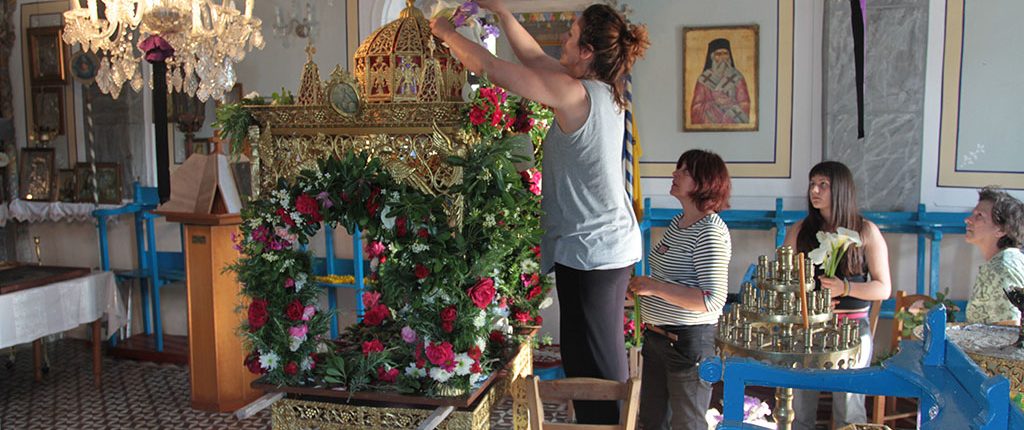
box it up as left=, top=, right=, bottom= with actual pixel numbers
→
left=842, top=279, right=851, bottom=297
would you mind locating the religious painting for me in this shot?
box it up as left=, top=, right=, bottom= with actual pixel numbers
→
left=937, top=0, right=1024, bottom=189
left=57, top=168, right=76, bottom=202
left=31, top=86, right=64, bottom=137
left=75, top=162, right=122, bottom=204
left=27, top=26, right=65, bottom=84
left=19, top=147, right=56, bottom=201
left=683, top=25, right=759, bottom=132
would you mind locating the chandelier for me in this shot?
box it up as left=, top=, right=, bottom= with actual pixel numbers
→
left=62, top=0, right=265, bottom=102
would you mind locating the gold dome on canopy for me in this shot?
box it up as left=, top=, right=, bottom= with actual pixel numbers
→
left=354, top=0, right=466, bottom=103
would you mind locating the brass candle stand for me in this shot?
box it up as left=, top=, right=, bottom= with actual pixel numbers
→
left=716, top=246, right=863, bottom=429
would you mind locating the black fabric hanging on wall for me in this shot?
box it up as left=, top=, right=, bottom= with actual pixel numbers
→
left=850, top=0, right=866, bottom=139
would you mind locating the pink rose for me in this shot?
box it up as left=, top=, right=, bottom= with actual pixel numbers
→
left=401, top=326, right=417, bottom=343
left=365, top=241, right=386, bottom=259
left=363, top=291, right=381, bottom=309
left=301, top=305, right=315, bottom=321
left=289, top=324, right=308, bottom=339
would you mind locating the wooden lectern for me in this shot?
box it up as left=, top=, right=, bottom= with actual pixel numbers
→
left=156, top=152, right=259, bottom=412
left=158, top=211, right=260, bottom=412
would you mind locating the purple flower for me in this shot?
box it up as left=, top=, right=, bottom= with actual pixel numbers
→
left=451, top=1, right=479, bottom=27
left=251, top=225, right=270, bottom=244
left=480, top=21, right=500, bottom=40
left=316, top=191, right=333, bottom=209
left=138, top=35, right=175, bottom=62
left=401, top=326, right=417, bottom=343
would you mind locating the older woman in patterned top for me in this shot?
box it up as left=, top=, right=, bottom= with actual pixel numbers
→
left=965, top=186, right=1024, bottom=325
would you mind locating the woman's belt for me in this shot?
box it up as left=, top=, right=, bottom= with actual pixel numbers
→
left=645, top=324, right=679, bottom=342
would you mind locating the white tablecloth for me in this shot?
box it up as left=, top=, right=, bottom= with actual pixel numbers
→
left=0, top=271, right=126, bottom=349
left=2, top=199, right=123, bottom=226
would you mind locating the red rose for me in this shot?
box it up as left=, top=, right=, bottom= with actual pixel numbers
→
left=490, top=107, right=503, bottom=126
left=514, top=311, right=532, bottom=324
left=469, top=106, right=488, bottom=126
left=526, top=285, right=542, bottom=301
left=489, top=330, right=505, bottom=344
left=276, top=208, right=295, bottom=227
left=414, top=264, right=430, bottom=280
left=244, top=352, right=264, bottom=375
left=470, top=362, right=482, bottom=374
left=283, top=361, right=299, bottom=376
left=396, top=217, right=408, bottom=237
left=531, top=245, right=541, bottom=259
left=467, top=277, right=496, bottom=309
left=534, top=315, right=544, bottom=325
left=362, top=303, right=390, bottom=326
left=248, top=299, right=269, bottom=330
left=467, top=345, right=482, bottom=361
left=377, top=366, right=399, bottom=383
left=285, top=299, right=304, bottom=321
left=425, top=341, right=455, bottom=367
left=295, top=194, right=321, bottom=222
left=511, top=112, right=534, bottom=133
left=417, top=228, right=429, bottom=239
left=362, top=339, right=385, bottom=356
left=441, top=321, right=454, bottom=333
left=440, top=306, right=458, bottom=322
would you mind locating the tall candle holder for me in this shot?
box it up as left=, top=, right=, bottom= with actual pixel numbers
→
left=716, top=246, right=863, bottom=430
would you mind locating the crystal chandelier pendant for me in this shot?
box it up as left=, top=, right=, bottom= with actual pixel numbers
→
left=63, top=0, right=263, bottom=102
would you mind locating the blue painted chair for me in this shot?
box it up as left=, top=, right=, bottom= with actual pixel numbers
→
left=93, top=182, right=185, bottom=352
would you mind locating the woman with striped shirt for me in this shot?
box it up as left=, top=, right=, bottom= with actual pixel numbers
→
left=628, top=149, right=732, bottom=430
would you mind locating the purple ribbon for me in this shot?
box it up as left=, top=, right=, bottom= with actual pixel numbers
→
left=139, top=35, right=175, bottom=63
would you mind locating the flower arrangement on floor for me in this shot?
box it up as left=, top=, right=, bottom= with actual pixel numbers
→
left=705, top=395, right=775, bottom=429
left=231, top=82, right=554, bottom=396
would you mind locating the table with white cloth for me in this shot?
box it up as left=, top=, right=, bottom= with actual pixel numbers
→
left=0, top=271, right=126, bottom=386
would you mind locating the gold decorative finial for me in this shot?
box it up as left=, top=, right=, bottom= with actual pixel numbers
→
left=399, top=0, right=423, bottom=18
left=305, top=42, right=316, bottom=62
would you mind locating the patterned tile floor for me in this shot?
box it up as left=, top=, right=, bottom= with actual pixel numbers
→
left=0, top=339, right=563, bottom=429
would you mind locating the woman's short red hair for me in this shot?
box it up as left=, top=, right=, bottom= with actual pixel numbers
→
left=676, top=149, right=731, bottom=213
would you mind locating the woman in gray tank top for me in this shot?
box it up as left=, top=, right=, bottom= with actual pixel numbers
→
left=432, top=1, right=649, bottom=424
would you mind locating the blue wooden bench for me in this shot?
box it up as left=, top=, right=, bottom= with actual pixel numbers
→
left=700, top=306, right=1024, bottom=429
left=639, top=198, right=971, bottom=321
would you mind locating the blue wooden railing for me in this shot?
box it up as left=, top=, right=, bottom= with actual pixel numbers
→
left=638, top=198, right=971, bottom=320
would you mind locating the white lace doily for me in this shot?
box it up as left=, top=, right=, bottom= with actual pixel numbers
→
left=944, top=324, right=1024, bottom=361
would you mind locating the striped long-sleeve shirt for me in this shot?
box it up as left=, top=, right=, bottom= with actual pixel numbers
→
left=640, top=213, right=731, bottom=326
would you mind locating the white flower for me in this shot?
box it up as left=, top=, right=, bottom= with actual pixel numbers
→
left=406, top=363, right=427, bottom=378
left=475, top=337, right=487, bottom=352
left=290, top=211, right=303, bottom=226
left=263, top=253, right=279, bottom=262
left=244, top=91, right=261, bottom=99
left=301, top=357, right=315, bottom=371
left=429, top=367, right=453, bottom=383
left=473, top=310, right=487, bottom=328
left=520, top=259, right=539, bottom=274
left=807, top=245, right=828, bottom=266
left=453, top=353, right=473, bottom=376
left=259, top=351, right=280, bottom=370
left=836, top=227, right=863, bottom=247
left=294, top=272, right=308, bottom=292
left=289, top=336, right=304, bottom=352
left=411, top=243, right=428, bottom=253
left=381, top=205, right=396, bottom=229
left=483, top=214, right=496, bottom=228
left=539, top=297, right=553, bottom=309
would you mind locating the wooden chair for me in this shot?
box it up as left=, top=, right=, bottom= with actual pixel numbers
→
left=526, top=375, right=641, bottom=430
left=871, top=291, right=935, bottom=426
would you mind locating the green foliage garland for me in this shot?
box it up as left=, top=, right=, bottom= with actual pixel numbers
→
left=232, top=84, right=553, bottom=395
